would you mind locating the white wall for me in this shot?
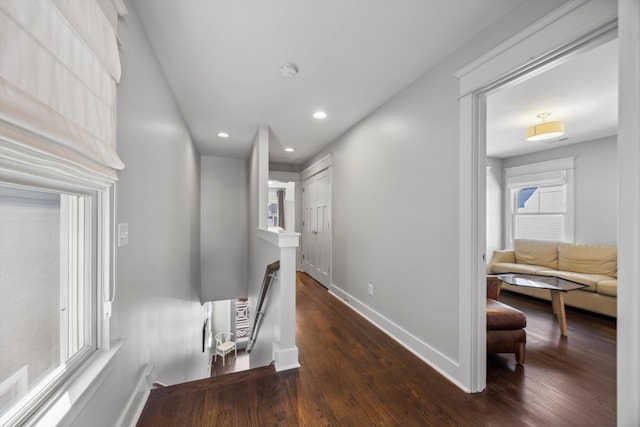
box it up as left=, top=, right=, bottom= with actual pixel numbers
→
left=211, top=300, right=231, bottom=337
left=247, top=127, right=280, bottom=369
left=201, top=156, right=249, bottom=302
left=71, top=2, right=208, bottom=425
left=486, top=157, right=503, bottom=262
left=502, top=136, right=617, bottom=245
left=303, top=0, right=565, bottom=383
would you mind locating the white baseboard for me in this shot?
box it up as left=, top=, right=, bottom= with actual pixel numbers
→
left=272, top=343, right=301, bottom=372
left=116, top=363, right=153, bottom=427
left=329, top=284, right=470, bottom=392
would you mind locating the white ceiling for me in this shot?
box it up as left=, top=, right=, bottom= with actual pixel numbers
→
left=486, top=38, right=618, bottom=158
left=131, top=0, right=525, bottom=166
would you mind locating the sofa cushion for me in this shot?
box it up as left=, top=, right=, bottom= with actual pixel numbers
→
left=597, top=280, right=618, bottom=297
left=486, top=299, right=527, bottom=330
left=558, top=242, right=617, bottom=278
left=535, top=270, right=611, bottom=292
left=514, top=239, right=559, bottom=270
left=491, top=263, right=551, bottom=275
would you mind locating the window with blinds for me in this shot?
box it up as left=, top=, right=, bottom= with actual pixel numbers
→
left=504, top=158, right=574, bottom=246
left=514, top=184, right=566, bottom=240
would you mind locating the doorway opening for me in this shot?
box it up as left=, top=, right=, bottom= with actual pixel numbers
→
left=457, top=6, right=618, bottom=393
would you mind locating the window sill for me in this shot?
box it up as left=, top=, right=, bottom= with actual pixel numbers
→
left=31, top=340, right=124, bottom=426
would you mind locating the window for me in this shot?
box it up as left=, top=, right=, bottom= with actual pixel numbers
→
left=0, top=184, right=95, bottom=422
left=505, top=158, right=574, bottom=246
left=513, top=184, right=566, bottom=240
left=267, top=190, right=279, bottom=227
left=0, top=1, right=123, bottom=423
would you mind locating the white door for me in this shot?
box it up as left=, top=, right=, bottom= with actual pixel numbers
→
left=302, top=168, right=331, bottom=288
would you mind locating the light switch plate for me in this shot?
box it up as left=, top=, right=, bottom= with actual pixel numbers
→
left=118, top=223, right=129, bottom=247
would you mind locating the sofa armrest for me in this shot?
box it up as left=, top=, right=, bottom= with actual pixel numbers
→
left=487, top=249, right=516, bottom=273
left=486, top=275, right=501, bottom=300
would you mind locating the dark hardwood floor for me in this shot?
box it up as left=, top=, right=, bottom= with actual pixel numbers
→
left=138, top=273, right=616, bottom=426
left=209, top=349, right=250, bottom=377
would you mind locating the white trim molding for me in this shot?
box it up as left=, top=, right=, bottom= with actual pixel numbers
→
left=457, top=92, right=486, bottom=392
left=29, top=341, right=123, bottom=427
left=258, top=228, right=301, bottom=248
left=503, top=157, right=575, bottom=178
left=617, top=0, right=640, bottom=424
left=455, top=0, right=590, bottom=80
left=301, top=153, right=333, bottom=180
left=116, top=363, right=153, bottom=427
left=456, top=0, right=617, bottom=97
left=272, top=343, right=300, bottom=372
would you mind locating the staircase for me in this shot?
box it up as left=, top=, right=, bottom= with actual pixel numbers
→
left=137, top=364, right=289, bottom=426
left=137, top=254, right=300, bottom=425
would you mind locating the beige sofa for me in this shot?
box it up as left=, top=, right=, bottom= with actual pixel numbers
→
left=487, top=239, right=617, bottom=317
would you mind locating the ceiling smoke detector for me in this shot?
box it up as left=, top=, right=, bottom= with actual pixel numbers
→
left=280, top=62, right=299, bottom=77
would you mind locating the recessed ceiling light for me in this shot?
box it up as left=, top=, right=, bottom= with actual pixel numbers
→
left=217, top=132, right=229, bottom=138
left=313, top=111, right=327, bottom=120
left=285, top=147, right=295, bottom=152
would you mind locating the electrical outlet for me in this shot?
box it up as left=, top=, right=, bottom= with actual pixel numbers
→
left=368, top=283, right=374, bottom=296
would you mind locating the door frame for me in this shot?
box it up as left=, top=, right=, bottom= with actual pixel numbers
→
left=301, top=154, right=333, bottom=288
left=456, top=0, right=619, bottom=393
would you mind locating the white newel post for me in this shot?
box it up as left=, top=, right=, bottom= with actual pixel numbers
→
left=275, top=234, right=300, bottom=371
left=259, top=229, right=301, bottom=371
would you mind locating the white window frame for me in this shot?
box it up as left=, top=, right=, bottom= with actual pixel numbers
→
left=0, top=129, right=120, bottom=426
left=504, top=157, right=575, bottom=248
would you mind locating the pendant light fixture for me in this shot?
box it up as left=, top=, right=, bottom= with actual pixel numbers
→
left=526, top=112, right=564, bottom=141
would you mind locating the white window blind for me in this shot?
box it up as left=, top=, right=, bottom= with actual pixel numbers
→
left=504, top=158, right=574, bottom=245
left=507, top=169, right=566, bottom=188
left=517, top=185, right=566, bottom=213
left=514, top=184, right=567, bottom=241
left=0, top=0, right=124, bottom=178
left=516, top=214, right=564, bottom=241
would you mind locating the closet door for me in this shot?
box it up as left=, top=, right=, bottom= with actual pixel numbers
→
left=302, top=168, right=331, bottom=288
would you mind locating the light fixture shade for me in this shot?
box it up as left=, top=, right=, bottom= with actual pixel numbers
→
left=526, top=121, right=564, bottom=141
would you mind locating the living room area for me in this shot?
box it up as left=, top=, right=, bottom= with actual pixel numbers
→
left=481, top=31, right=617, bottom=423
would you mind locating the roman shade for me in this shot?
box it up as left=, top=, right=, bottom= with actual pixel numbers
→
left=506, top=170, right=566, bottom=189
left=0, top=0, right=124, bottom=178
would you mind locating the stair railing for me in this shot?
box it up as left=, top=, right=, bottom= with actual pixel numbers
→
left=247, top=260, right=280, bottom=353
